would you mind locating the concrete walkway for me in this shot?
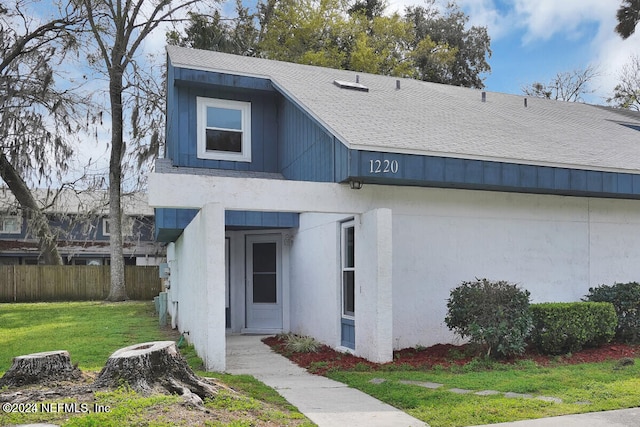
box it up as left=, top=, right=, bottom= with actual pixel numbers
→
left=225, top=335, right=639, bottom=427
left=225, top=334, right=426, bottom=427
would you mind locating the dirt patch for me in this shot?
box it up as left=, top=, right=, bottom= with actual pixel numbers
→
left=263, top=336, right=640, bottom=375
left=0, top=371, right=308, bottom=426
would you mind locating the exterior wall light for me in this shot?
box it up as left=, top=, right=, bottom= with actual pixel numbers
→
left=349, top=180, right=363, bottom=190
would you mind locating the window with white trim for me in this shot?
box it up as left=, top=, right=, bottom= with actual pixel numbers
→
left=0, top=214, right=21, bottom=234
left=341, top=221, right=355, bottom=318
left=103, top=218, right=111, bottom=236
left=197, top=97, right=252, bottom=162
left=102, top=217, right=133, bottom=237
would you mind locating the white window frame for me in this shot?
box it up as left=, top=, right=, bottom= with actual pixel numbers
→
left=341, top=220, right=355, bottom=319
left=0, top=214, right=21, bottom=234
left=196, top=97, right=252, bottom=162
left=103, top=217, right=133, bottom=237
left=102, top=218, right=111, bottom=237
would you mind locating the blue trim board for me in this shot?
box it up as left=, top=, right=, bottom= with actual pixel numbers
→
left=171, top=64, right=275, bottom=92
left=165, top=62, right=640, bottom=201
left=348, top=151, right=640, bottom=199
left=341, top=317, right=355, bottom=349
left=226, top=211, right=299, bottom=229
left=155, top=208, right=299, bottom=242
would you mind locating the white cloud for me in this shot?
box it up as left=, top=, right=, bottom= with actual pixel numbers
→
left=385, top=0, right=640, bottom=103
left=590, top=28, right=640, bottom=104
left=511, top=0, right=616, bottom=44
left=506, top=0, right=640, bottom=102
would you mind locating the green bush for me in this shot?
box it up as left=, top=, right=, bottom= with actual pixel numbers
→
left=530, top=302, right=617, bottom=355
left=584, top=282, right=640, bottom=343
left=445, top=278, right=532, bottom=358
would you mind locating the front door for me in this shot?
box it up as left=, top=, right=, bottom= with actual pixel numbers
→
left=246, top=235, right=283, bottom=330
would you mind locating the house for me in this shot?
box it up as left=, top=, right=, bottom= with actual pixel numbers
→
left=149, top=45, right=640, bottom=371
left=0, top=188, right=163, bottom=266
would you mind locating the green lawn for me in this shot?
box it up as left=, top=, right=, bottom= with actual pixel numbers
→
left=0, top=302, right=313, bottom=427
left=0, top=301, right=165, bottom=371
left=4, top=301, right=638, bottom=427
left=328, top=359, right=640, bottom=427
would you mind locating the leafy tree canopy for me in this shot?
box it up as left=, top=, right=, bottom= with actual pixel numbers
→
left=615, top=0, right=640, bottom=39
left=168, top=0, right=492, bottom=88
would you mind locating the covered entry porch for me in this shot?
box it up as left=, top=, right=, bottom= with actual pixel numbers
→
left=151, top=172, right=394, bottom=371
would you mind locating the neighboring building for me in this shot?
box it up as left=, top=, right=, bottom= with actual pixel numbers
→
left=149, top=45, right=640, bottom=371
left=0, top=188, right=163, bottom=266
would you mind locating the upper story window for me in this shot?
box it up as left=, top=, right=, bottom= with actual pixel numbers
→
left=0, top=214, right=21, bottom=234
left=103, top=217, right=133, bottom=238
left=197, top=97, right=252, bottom=162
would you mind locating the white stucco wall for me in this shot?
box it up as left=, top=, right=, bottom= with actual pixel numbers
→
left=356, top=208, right=393, bottom=362
left=150, top=172, right=640, bottom=361
left=166, top=203, right=226, bottom=371
left=589, top=198, right=640, bottom=284
left=289, top=213, right=348, bottom=347
left=135, top=256, right=164, bottom=266
left=387, top=188, right=640, bottom=349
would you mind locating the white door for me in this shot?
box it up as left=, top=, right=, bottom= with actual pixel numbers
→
left=246, top=234, right=282, bottom=330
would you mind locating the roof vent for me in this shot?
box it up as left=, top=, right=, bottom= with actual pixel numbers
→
left=481, top=91, right=486, bottom=102
left=396, top=79, right=400, bottom=90
left=334, top=79, right=369, bottom=92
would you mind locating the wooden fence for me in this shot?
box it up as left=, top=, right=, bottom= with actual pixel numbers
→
left=0, top=265, right=161, bottom=302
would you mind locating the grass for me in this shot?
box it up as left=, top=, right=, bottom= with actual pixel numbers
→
left=0, top=301, right=313, bottom=427
left=327, top=358, right=640, bottom=427
left=5, top=301, right=637, bottom=426
left=0, top=301, right=164, bottom=371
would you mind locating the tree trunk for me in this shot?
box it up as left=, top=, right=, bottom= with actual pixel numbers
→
left=0, top=151, right=63, bottom=265
left=94, top=341, right=219, bottom=404
left=106, top=69, right=127, bottom=301
left=0, top=350, right=81, bottom=388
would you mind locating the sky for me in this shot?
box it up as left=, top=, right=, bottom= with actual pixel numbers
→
left=136, top=0, right=640, bottom=104
left=411, top=0, right=640, bottom=104
left=198, top=0, right=640, bottom=104
left=20, top=0, right=640, bottom=187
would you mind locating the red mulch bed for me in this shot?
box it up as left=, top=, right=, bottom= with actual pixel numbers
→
left=262, top=336, right=639, bottom=376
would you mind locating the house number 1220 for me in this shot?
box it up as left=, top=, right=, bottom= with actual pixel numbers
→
left=369, top=159, right=399, bottom=174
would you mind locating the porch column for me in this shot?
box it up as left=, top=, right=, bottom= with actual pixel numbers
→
left=355, top=208, right=393, bottom=363
left=201, top=202, right=226, bottom=371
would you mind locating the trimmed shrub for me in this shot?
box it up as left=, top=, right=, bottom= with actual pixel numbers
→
left=530, top=302, right=617, bottom=355
left=445, top=279, right=532, bottom=358
left=584, top=282, right=640, bottom=343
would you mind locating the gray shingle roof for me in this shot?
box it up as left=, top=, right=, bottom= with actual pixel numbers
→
left=167, top=45, right=640, bottom=174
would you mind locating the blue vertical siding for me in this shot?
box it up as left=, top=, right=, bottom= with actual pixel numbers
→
left=347, top=150, right=640, bottom=198
left=165, top=64, right=640, bottom=200
left=166, top=64, right=351, bottom=182
left=341, top=318, right=355, bottom=349
left=155, top=208, right=299, bottom=242
left=278, top=98, right=344, bottom=182
left=169, top=84, right=279, bottom=172
left=166, top=64, right=279, bottom=173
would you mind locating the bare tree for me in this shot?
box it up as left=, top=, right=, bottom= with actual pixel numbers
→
left=0, top=1, right=86, bottom=264
left=608, top=54, right=640, bottom=111
left=522, top=66, right=600, bottom=102
left=80, top=0, right=205, bottom=301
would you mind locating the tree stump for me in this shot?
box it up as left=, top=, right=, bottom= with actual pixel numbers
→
left=0, top=350, right=81, bottom=388
left=93, top=341, right=218, bottom=404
